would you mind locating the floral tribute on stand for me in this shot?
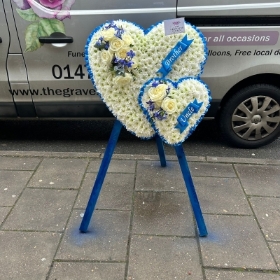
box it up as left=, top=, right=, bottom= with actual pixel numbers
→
left=85, top=19, right=209, bottom=140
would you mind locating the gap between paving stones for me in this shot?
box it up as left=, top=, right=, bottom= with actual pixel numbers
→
left=0, top=150, right=280, bottom=165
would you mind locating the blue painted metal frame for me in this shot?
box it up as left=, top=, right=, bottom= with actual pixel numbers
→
left=80, top=120, right=207, bottom=237
left=174, top=145, right=208, bottom=237
left=79, top=120, right=122, bottom=232
left=155, top=134, right=166, bottom=167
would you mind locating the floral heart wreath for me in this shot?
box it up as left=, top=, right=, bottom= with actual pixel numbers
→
left=85, top=19, right=211, bottom=145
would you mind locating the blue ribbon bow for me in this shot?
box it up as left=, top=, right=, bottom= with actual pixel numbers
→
left=157, top=35, right=193, bottom=78
left=175, top=99, right=203, bottom=133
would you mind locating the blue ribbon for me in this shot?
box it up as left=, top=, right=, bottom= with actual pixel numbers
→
left=157, top=35, right=193, bottom=78
left=175, top=99, right=203, bottom=133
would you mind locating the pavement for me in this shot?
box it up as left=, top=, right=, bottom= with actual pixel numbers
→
left=0, top=150, right=280, bottom=280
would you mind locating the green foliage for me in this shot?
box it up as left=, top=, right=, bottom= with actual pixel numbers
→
left=17, top=9, right=66, bottom=52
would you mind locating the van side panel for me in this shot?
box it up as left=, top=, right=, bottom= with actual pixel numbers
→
left=0, top=0, right=17, bottom=116
left=11, top=1, right=175, bottom=118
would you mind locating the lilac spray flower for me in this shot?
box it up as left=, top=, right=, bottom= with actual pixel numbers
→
left=127, top=50, right=135, bottom=59
left=154, top=110, right=167, bottom=120
left=151, top=80, right=160, bottom=88
left=146, top=100, right=155, bottom=111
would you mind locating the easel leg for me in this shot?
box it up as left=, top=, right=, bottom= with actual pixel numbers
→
left=155, top=134, right=166, bottom=167
left=79, top=120, right=122, bottom=233
left=174, top=145, right=208, bottom=237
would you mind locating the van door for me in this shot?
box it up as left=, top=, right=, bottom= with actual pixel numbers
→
left=11, top=0, right=175, bottom=118
left=0, top=0, right=17, bottom=117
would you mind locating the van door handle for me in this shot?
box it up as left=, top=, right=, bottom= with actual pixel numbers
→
left=39, top=32, right=73, bottom=44
left=0, top=37, right=2, bottom=43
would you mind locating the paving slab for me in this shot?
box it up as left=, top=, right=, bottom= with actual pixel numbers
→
left=269, top=242, right=280, bottom=269
left=205, top=269, right=280, bottom=279
left=2, top=188, right=77, bottom=231
left=250, top=197, right=280, bottom=241
left=0, top=231, right=60, bottom=280
left=28, top=158, right=88, bottom=189
left=194, top=177, right=252, bottom=215
left=189, top=162, right=236, bottom=177
left=0, top=156, right=41, bottom=170
left=0, top=206, right=10, bottom=225
left=128, top=235, right=203, bottom=280
left=75, top=173, right=134, bottom=210
left=200, top=215, right=277, bottom=270
left=135, top=160, right=186, bottom=192
left=87, top=159, right=136, bottom=173
left=132, top=191, right=195, bottom=236
left=235, top=164, right=280, bottom=196
left=0, top=170, right=33, bottom=206
left=56, top=210, right=130, bottom=261
left=48, top=262, right=126, bottom=280
left=207, top=156, right=280, bottom=165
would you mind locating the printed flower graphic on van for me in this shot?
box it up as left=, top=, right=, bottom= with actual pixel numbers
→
left=12, top=0, right=76, bottom=52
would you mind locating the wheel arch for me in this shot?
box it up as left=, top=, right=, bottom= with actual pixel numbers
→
left=217, top=73, right=280, bottom=119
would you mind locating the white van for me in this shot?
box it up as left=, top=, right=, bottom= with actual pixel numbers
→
left=1, top=0, right=280, bottom=148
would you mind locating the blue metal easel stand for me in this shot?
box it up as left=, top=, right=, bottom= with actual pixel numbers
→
left=155, top=134, right=166, bottom=167
left=79, top=120, right=123, bottom=232
left=80, top=120, right=207, bottom=237
left=174, top=145, right=208, bottom=237
left=80, top=120, right=167, bottom=232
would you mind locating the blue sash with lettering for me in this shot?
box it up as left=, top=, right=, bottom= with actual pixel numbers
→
left=157, top=35, right=193, bottom=78
left=175, top=99, right=203, bottom=133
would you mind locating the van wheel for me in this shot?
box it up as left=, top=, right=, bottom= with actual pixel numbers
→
left=219, top=84, right=280, bottom=148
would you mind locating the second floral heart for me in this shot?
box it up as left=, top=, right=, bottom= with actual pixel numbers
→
left=139, top=77, right=211, bottom=145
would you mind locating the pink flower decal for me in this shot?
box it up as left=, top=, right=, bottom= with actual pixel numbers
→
left=12, top=0, right=31, bottom=10
left=14, top=0, right=76, bottom=20
left=39, top=0, right=65, bottom=9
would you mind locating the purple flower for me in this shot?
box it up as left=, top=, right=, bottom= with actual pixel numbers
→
left=105, top=21, right=117, bottom=29
left=14, top=0, right=76, bottom=20
left=151, top=80, right=160, bottom=88
left=115, top=28, right=124, bottom=39
left=127, top=50, right=135, bottom=58
left=125, top=60, right=133, bottom=68
left=146, top=100, right=155, bottom=111
left=104, top=42, right=109, bottom=50
left=154, top=110, right=167, bottom=120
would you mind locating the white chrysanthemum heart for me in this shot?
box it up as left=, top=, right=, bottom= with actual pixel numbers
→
left=139, top=78, right=211, bottom=146
left=85, top=20, right=207, bottom=139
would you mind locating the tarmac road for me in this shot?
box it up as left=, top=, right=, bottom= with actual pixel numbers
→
left=0, top=119, right=279, bottom=159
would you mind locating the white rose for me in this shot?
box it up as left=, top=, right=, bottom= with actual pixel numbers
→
left=161, top=97, right=177, bottom=114
left=100, top=50, right=113, bottom=65
left=148, top=84, right=168, bottom=103
left=122, top=33, right=134, bottom=46
left=101, top=28, right=115, bottom=41
left=109, top=38, right=125, bottom=52
left=115, top=46, right=130, bottom=59
left=113, top=73, right=133, bottom=86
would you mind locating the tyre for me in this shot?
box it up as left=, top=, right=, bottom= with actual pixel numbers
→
left=219, top=84, right=280, bottom=148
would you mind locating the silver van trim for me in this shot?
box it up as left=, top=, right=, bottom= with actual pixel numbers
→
left=69, top=8, right=176, bottom=15
left=178, top=2, right=280, bottom=12
left=29, top=2, right=280, bottom=16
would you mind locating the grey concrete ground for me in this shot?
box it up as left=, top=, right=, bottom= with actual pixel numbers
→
left=0, top=151, right=280, bottom=280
